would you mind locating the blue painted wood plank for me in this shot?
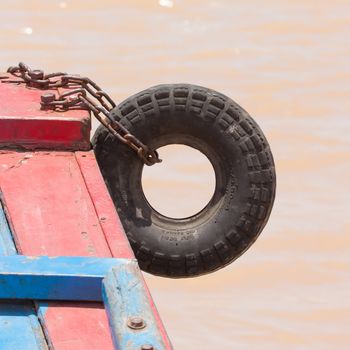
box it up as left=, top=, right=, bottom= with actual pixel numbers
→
left=0, top=302, right=48, bottom=350
left=102, top=260, right=171, bottom=350
left=0, top=203, right=49, bottom=350
left=0, top=256, right=130, bottom=301
left=0, top=204, right=16, bottom=256
left=0, top=255, right=123, bottom=276
left=1, top=203, right=171, bottom=349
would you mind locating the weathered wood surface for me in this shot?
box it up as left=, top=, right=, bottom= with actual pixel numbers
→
left=0, top=204, right=49, bottom=350
left=0, top=151, right=134, bottom=350
left=0, top=74, right=90, bottom=151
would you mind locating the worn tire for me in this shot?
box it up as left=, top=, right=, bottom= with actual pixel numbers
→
left=93, top=84, right=276, bottom=278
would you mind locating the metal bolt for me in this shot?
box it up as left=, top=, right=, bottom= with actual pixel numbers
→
left=41, top=93, right=56, bottom=104
left=29, top=69, right=44, bottom=80
left=127, top=316, right=146, bottom=330
left=141, top=345, right=154, bottom=350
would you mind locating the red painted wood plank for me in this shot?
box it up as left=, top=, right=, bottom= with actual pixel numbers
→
left=77, top=151, right=172, bottom=349
left=37, top=302, right=112, bottom=350
left=0, top=76, right=90, bottom=150
left=0, top=152, right=111, bottom=256
left=75, top=152, right=134, bottom=259
left=0, top=151, right=114, bottom=350
left=0, top=118, right=90, bottom=151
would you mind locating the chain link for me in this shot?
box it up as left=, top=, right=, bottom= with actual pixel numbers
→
left=1, top=62, right=161, bottom=166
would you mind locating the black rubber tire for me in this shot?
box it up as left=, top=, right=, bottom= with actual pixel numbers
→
left=92, top=84, right=276, bottom=278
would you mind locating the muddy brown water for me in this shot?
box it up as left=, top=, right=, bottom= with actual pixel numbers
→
left=1, top=1, right=349, bottom=349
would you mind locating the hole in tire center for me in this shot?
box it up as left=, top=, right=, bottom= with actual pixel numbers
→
left=142, top=145, right=216, bottom=219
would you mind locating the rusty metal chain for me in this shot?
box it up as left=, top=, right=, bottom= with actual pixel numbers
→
left=0, top=62, right=161, bottom=166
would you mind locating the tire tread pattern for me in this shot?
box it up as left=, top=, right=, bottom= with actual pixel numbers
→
left=95, top=84, right=276, bottom=277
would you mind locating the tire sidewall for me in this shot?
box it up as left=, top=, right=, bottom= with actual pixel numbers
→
left=93, top=84, right=276, bottom=277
